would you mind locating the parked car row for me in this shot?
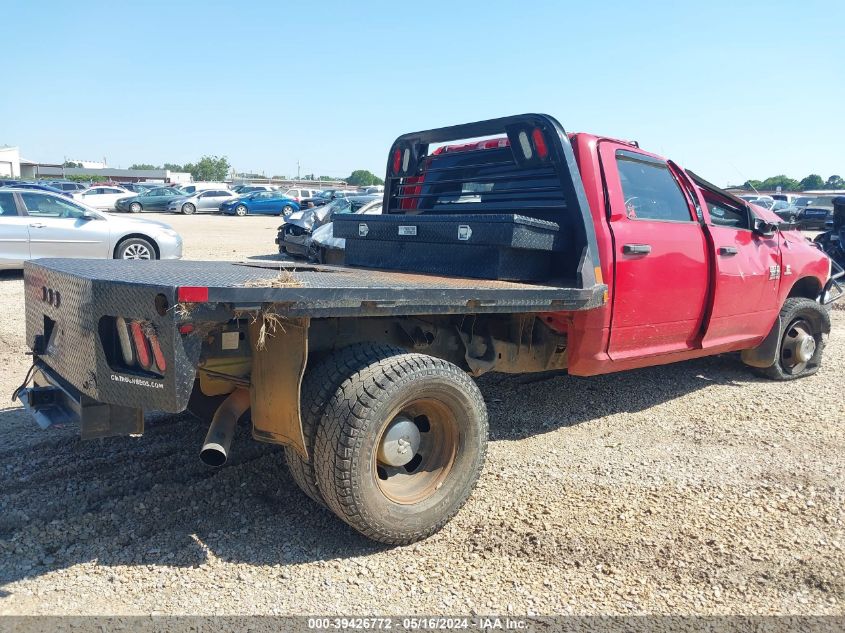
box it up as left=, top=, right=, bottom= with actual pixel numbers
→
left=740, top=193, right=841, bottom=230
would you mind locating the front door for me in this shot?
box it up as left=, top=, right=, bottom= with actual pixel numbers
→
left=21, top=192, right=110, bottom=260
left=696, top=188, right=781, bottom=346
left=599, top=144, right=710, bottom=360
left=252, top=192, right=274, bottom=213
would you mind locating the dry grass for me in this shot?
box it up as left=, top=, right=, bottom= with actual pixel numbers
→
left=234, top=306, right=288, bottom=350
left=242, top=269, right=301, bottom=288
left=137, top=320, right=157, bottom=339
left=173, top=302, right=197, bottom=319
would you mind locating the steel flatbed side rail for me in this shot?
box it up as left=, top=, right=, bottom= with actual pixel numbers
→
left=25, top=259, right=607, bottom=317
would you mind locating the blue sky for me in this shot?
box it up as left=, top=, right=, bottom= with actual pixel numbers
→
left=2, top=0, right=842, bottom=185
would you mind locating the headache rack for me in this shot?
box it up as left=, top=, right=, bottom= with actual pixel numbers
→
left=380, top=113, right=601, bottom=287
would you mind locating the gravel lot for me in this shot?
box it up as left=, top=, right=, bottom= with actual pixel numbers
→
left=0, top=213, right=843, bottom=616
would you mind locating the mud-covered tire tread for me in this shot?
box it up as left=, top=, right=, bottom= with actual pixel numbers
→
left=284, top=343, right=404, bottom=507
left=756, top=297, right=828, bottom=381
left=314, top=349, right=488, bottom=545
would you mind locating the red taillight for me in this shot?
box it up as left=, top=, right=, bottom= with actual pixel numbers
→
left=148, top=333, right=167, bottom=373
left=177, top=286, right=208, bottom=302
left=129, top=321, right=152, bottom=370
left=392, top=148, right=402, bottom=174
left=179, top=323, right=195, bottom=335
left=532, top=128, right=549, bottom=159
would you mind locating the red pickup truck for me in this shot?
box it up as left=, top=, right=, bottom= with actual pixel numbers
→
left=16, top=114, right=842, bottom=545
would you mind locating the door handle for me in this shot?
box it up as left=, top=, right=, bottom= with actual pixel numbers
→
left=718, top=246, right=738, bottom=256
left=623, top=243, right=651, bottom=255
left=29, top=222, right=46, bottom=228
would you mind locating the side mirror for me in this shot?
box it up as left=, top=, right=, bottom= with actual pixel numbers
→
left=753, top=217, right=776, bottom=238
left=81, top=211, right=98, bottom=220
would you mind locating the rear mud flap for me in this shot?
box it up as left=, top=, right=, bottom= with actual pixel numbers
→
left=248, top=316, right=309, bottom=459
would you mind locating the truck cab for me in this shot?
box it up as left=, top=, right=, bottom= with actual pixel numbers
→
left=561, top=133, right=832, bottom=377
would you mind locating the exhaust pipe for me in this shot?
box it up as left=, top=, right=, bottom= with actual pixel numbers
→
left=200, top=388, right=250, bottom=467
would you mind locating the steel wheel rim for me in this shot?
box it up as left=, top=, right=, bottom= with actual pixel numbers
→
left=374, top=398, right=459, bottom=505
left=781, top=318, right=816, bottom=374
left=236, top=206, right=246, bottom=216
left=283, top=205, right=293, bottom=216
left=122, top=243, right=151, bottom=260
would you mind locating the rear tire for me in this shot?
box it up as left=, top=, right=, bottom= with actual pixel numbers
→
left=116, top=237, right=156, bottom=260
left=285, top=343, right=402, bottom=507
left=755, top=297, right=828, bottom=380
left=282, top=204, right=294, bottom=217
left=313, top=346, right=488, bottom=544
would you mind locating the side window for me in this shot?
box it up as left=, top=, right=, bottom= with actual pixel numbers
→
left=0, top=192, right=18, bottom=216
left=616, top=151, right=693, bottom=222
left=22, top=193, right=85, bottom=218
left=704, top=196, right=750, bottom=230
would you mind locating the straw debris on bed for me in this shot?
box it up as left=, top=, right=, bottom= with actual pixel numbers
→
left=138, top=320, right=157, bottom=339
left=242, top=269, right=302, bottom=288
left=234, top=306, right=289, bottom=350
left=173, top=302, right=198, bottom=319
left=255, top=308, right=287, bottom=350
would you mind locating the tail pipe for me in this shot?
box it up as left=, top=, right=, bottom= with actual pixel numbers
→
left=200, top=388, right=251, bottom=467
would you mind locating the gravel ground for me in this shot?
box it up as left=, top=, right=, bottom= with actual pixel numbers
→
left=0, top=213, right=843, bottom=616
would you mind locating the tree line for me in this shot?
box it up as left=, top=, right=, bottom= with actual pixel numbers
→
left=743, top=174, right=844, bottom=192
left=128, top=156, right=232, bottom=182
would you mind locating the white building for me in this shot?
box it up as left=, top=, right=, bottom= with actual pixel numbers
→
left=0, top=146, right=21, bottom=178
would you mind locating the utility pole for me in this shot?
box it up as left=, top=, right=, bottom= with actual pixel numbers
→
left=297, top=160, right=300, bottom=181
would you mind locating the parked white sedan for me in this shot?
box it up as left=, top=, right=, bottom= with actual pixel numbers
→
left=72, top=185, right=133, bottom=210
left=0, top=189, right=182, bottom=269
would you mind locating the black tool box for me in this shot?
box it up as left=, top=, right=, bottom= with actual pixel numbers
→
left=335, top=214, right=564, bottom=281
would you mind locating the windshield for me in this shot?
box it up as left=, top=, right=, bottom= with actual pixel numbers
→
left=324, top=198, right=352, bottom=214
left=771, top=201, right=791, bottom=211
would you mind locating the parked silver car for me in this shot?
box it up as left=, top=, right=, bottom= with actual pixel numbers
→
left=0, top=189, right=182, bottom=269
left=166, top=189, right=240, bottom=214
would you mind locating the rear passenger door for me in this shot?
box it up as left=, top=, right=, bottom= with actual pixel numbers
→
left=600, top=144, right=710, bottom=359
left=0, top=192, right=30, bottom=266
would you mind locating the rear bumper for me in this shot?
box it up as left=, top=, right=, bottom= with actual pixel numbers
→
left=18, top=362, right=144, bottom=438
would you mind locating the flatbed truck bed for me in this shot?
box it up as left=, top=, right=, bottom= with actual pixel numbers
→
left=28, top=258, right=606, bottom=318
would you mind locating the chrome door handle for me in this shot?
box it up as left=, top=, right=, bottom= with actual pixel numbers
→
left=623, top=243, right=651, bottom=255
left=718, top=246, right=738, bottom=256
left=29, top=222, right=46, bottom=228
